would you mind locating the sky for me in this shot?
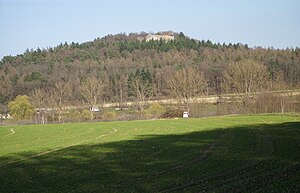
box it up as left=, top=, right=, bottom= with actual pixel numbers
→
left=0, top=0, right=300, bottom=59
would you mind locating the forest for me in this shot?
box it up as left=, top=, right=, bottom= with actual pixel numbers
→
left=0, top=32, right=300, bottom=122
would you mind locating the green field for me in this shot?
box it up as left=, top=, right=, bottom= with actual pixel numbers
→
left=0, top=115, right=299, bottom=192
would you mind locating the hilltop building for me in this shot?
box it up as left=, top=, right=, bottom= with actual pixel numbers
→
left=138, top=33, right=175, bottom=42
left=145, top=34, right=174, bottom=42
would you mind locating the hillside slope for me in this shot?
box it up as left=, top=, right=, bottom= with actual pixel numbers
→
left=0, top=32, right=299, bottom=107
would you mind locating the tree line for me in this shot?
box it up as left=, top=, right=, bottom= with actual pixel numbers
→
left=1, top=32, right=300, bottom=119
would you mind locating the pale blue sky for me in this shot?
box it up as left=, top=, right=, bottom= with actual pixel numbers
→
left=0, top=0, right=299, bottom=59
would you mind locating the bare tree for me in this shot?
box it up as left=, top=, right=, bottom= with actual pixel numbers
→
left=130, top=76, right=153, bottom=113
left=224, top=60, right=269, bottom=96
left=115, top=74, right=128, bottom=110
left=49, top=81, right=72, bottom=123
left=31, top=88, right=45, bottom=109
left=270, top=71, right=291, bottom=113
left=224, top=60, right=269, bottom=109
left=30, top=88, right=46, bottom=124
left=79, top=76, right=106, bottom=120
left=165, top=67, right=207, bottom=111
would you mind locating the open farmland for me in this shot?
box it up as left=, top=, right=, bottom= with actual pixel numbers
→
left=0, top=115, right=299, bottom=192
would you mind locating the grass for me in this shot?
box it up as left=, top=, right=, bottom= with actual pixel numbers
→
left=0, top=114, right=299, bottom=192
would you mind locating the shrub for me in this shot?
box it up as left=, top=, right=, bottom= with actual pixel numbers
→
left=103, top=110, right=117, bottom=120
left=81, top=110, right=91, bottom=120
left=254, top=93, right=293, bottom=114
left=161, top=107, right=182, bottom=118
left=65, top=110, right=81, bottom=122
left=145, top=102, right=166, bottom=118
left=8, top=95, right=34, bottom=120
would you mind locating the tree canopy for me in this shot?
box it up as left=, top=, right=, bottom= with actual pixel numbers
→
left=8, top=95, right=34, bottom=120
left=0, top=31, right=299, bottom=114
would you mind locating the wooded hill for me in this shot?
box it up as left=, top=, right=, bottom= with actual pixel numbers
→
left=1, top=32, right=300, bottom=110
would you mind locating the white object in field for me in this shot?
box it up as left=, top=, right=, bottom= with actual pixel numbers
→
left=90, top=106, right=100, bottom=112
left=183, top=111, right=189, bottom=118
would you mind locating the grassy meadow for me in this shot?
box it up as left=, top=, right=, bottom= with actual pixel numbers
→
left=0, top=115, right=299, bottom=192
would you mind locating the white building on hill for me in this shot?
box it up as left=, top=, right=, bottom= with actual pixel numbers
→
left=145, top=34, right=174, bottom=42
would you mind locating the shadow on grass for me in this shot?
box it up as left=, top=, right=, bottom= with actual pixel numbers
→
left=0, top=122, right=299, bottom=193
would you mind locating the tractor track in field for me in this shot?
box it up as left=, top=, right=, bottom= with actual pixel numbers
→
left=112, top=129, right=227, bottom=189
left=157, top=162, right=299, bottom=193
left=0, top=128, right=118, bottom=168
left=2, top=128, right=15, bottom=138
left=208, top=128, right=278, bottom=192
left=156, top=127, right=280, bottom=192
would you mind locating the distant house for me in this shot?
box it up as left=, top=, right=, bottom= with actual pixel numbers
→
left=138, top=33, right=175, bottom=42
left=145, top=34, right=174, bottom=42
left=0, top=113, right=12, bottom=120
